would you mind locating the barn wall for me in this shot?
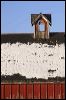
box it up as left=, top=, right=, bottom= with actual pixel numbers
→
left=1, top=82, right=65, bottom=99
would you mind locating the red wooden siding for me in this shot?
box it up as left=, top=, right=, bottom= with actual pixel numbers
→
left=5, top=84, right=11, bottom=99
left=61, top=83, right=65, bottom=99
left=34, top=83, right=40, bottom=99
left=1, top=84, right=4, bottom=99
left=1, top=82, right=65, bottom=99
left=20, top=84, right=26, bottom=99
left=55, top=83, right=61, bottom=99
left=27, top=84, right=33, bottom=99
left=47, top=83, right=54, bottom=99
left=11, top=84, right=19, bottom=99
left=41, top=83, right=47, bottom=99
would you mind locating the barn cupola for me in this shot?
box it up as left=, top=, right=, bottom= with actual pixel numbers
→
left=31, top=13, right=52, bottom=39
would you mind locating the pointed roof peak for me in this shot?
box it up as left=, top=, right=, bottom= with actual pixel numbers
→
left=31, top=13, right=52, bottom=26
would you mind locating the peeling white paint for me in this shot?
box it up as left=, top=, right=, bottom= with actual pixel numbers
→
left=1, top=43, right=65, bottom=79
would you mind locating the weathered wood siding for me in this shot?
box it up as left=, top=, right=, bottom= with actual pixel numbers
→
left=1, top=82, right=65, bottom=99
left=34, top=17, right=49, bottom=39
